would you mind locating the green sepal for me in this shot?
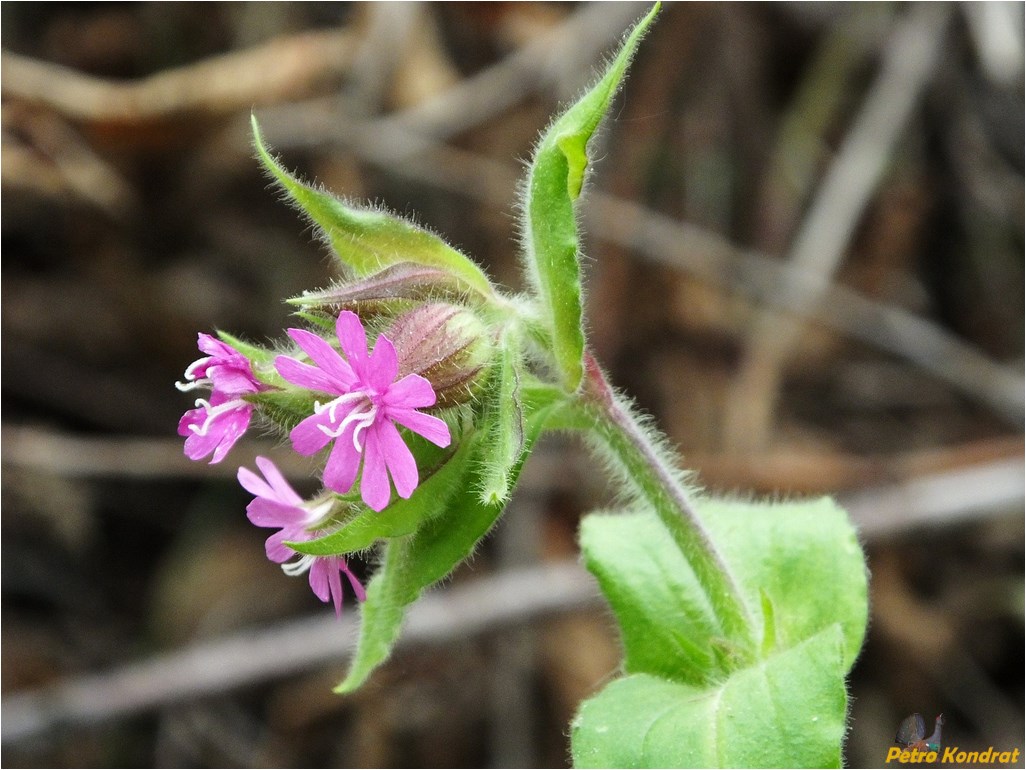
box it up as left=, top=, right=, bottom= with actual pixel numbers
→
left=477, top=333, right=526, bottom=505
left=245, top=388, right=319, bottom=434
left=251, top=116, right=495, bottom=300
left=519, top=4, right=659, bottom=391
left=291, top=311, right=337, bottom=333
left=215, top=331, right=276, bottom=369
left=289, top=430, right=478, bottom=556
left=288, top=263, right=476, bottom=311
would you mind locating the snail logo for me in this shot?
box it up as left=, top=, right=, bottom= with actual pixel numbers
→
left=885, top=712, right=1022, bottom=765
left=895, top=713, right=945, bottom=753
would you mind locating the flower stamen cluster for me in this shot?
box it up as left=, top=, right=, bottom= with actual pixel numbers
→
left=177, top=333, right=264, bottom=464
left=275, top=310, right=451, bottom=512
left=238, top=457, right=365, bottom=617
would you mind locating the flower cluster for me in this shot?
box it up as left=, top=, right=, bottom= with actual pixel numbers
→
left=176, top=312, right=453, bottom=615
left=238, top=456, right=365, bottom=617
left=176, top=333, right=263, bottom=463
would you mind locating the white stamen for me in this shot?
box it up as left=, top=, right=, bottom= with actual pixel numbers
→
left=304, top=499, right=335, bottom=527
left=176, top=357, right=212, bottom=391
left=175, top=378, right=209, bottom=392
left=282, top=553, right=316, bottom=577
left=314, top=391, right=366, bottom=423
left=184, top=358, right=208, bottom=379
left=313, top=391, right=378, bottom=449
left=187, top=397, right=245, bottom=436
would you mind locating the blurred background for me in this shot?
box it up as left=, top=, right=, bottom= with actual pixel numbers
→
left=2, top=2, right=1023, bottom=767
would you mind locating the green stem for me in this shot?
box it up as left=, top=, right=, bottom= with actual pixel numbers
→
left=579, top=351, right=755, bottom=655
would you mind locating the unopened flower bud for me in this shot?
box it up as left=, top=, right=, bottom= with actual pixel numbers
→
left=288, top=262, right=473, bottom=319
left=387, top=303, right=493, bottom=407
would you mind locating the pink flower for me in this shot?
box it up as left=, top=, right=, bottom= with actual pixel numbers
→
left=238, top=456, right=365, bottom=617
left=177, top=334, right=262, bottom=463
left=274, top=311, right=451, bottom=511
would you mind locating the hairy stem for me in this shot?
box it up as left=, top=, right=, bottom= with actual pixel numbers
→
left=579, top=351, right=755, bottom=654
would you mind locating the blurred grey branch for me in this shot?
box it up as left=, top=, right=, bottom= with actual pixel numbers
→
left=724, top=3, right=953, bottom=449
left=3, top=451, right=1021, bottom=745
left=1, top=561, right=599, bottom=746
left=3, top=3, right=1019, bottom=424
left=1, top=28, right=358, bottom=123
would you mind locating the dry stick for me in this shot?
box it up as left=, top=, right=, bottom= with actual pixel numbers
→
left=3, top=7, right=1018, bottom=421
left=845, top=456, right=1025, bottom=538
left=723, top=4, right=954, bottom=451
left=2, top=456, right=1021, bottom=746
left=370, top=1, right=652, bottom=152
left=0, top=28, right=358, bottom=124
left=0, top=561, right=598, bottom=746
left=6, top=425, right=1021, bottom=501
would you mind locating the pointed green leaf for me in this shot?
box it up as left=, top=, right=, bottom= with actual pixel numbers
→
left=519, top=4, right=659, bottom=390
left=335, top=467, right=504, bottom=693
left=336, top=387, right=564, bottom=693
left=581, top=497, right=867, bottom=679
left=335, top=538, right=409, bottom=693
left=704, top=497, right=867, bottom=668
left=571, top=625, right=848, bottom=768
left=251, top=116, right=495, bottom=299
left=579, top=510, right=722, bottom=685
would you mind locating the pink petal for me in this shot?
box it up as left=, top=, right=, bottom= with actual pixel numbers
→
left=237, top=464, right=276, bottom=500
left=388, top=409, right=451, bottom=448
left=335, top=311, right=369, bottom=370
left=322, top=429, right=362, bottom=494
left=275, top=355, right=343, bottom=394
left=254, top=456, right=303, bottom=505
left=359, top=428, right=392, bottom=511
left=384, top=373, right=437, bottom=409
left=196, top=333, right=232, bottom=358
left=289, top=412, right=335, bottom=456
left=325, top=558, right=344, bottom=617
left=287, top=328, right=357, bottom=387
left=364, top=334, right=399, bottom=392
left=372, top=420, right=419, bottom=499
left=182, top=429, right=220, bottom=461
left=178, top=406, right=205, bottom=437
left=308, top=559, right=331, bottom=603
left=246, top=498, right=308, bottom=528
left=265, top=530, right=296, bottom=563
left=207, top=365, right=259, bottom=395
left=344, top=563, right=367, bottom=602
left=180, top=405, right=252, bottom=463
left=208, top=417, right=248, bottom=463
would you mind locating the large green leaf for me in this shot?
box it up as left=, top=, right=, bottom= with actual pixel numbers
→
left=571, top=626, right=848, bottom=768
left=519, top=5, right=659, bottom=391
left=574, top=498, right=867, bottom=767
left=251, top=116, right=494, bottom=299
left=579, top=510, right=723, bottom=686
